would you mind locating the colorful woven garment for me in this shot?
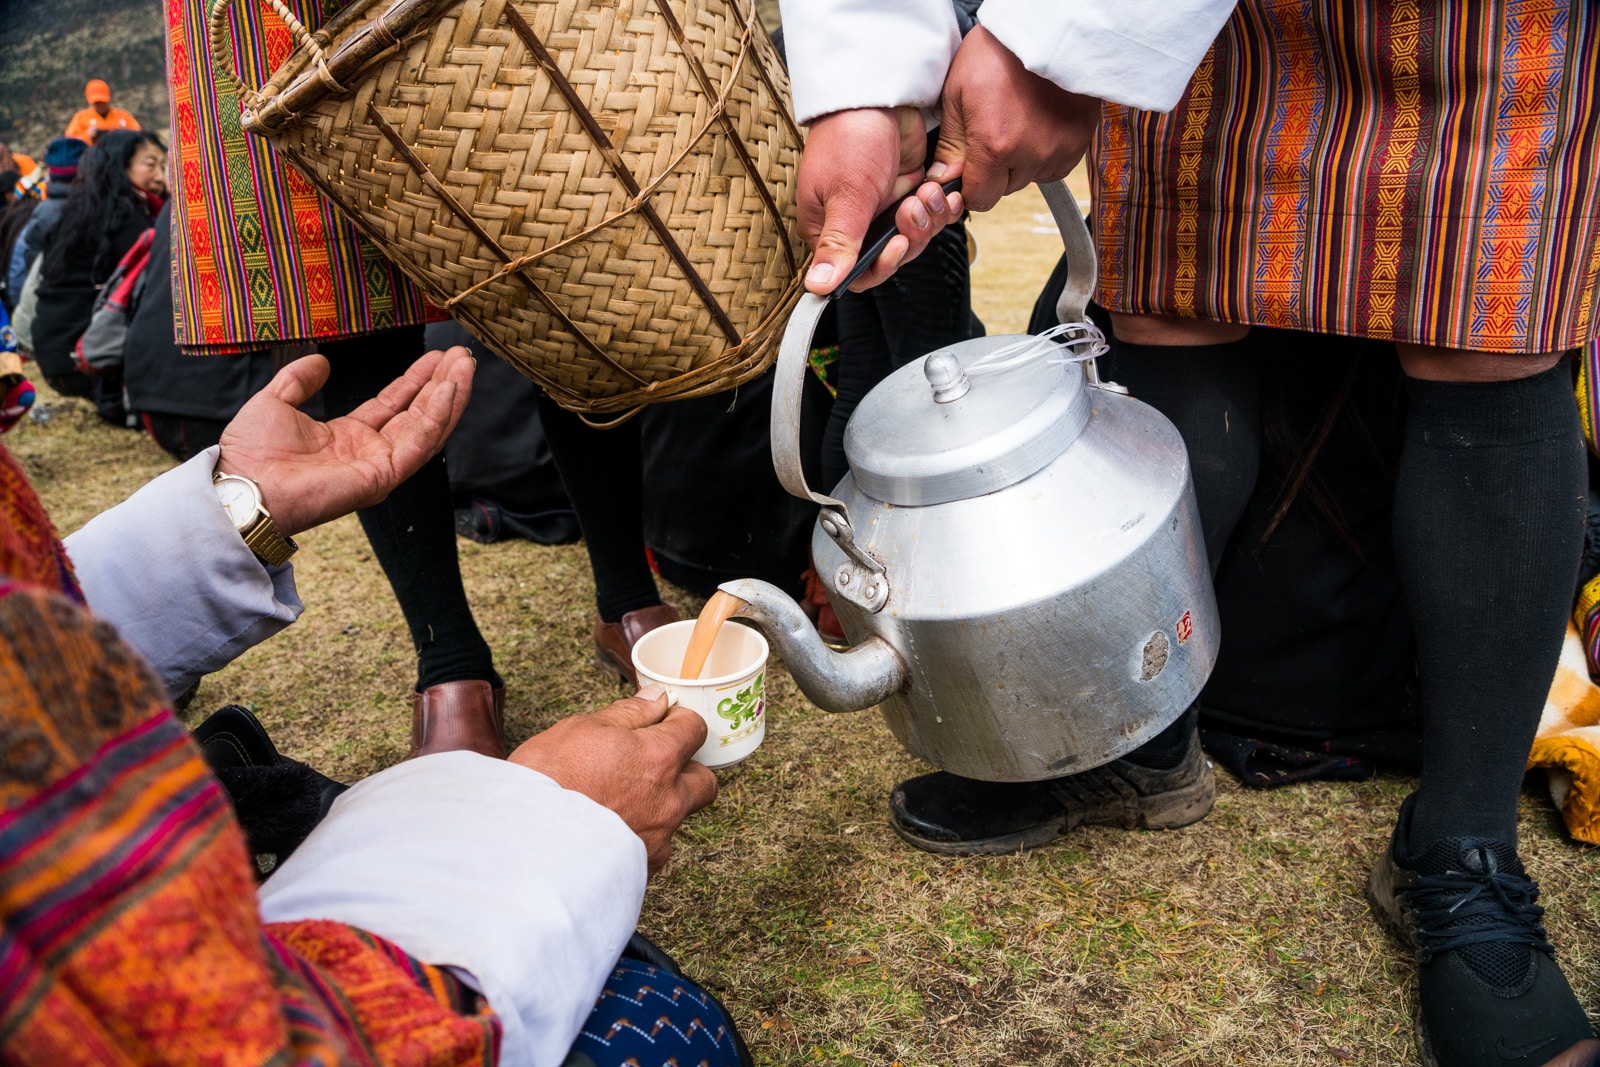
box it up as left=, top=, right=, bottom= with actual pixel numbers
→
left=1093, top=0, right=1600, bottom=355
left=164, top=0, right=428, bottom=354
left=0, top=447, right=500, bottom=1066
left=0, top=447, right=77, bottom=603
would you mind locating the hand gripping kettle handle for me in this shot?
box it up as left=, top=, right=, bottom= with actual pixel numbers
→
left=770, top=178, right=1097, bottom=512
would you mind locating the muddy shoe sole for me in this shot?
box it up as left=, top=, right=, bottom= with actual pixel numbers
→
left=889, top=761, right=1217, bottom=857
left=1366, top=850, right=1443, bottom=1067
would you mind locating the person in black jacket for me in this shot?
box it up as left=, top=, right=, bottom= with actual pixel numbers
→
left=31, top=130, right=165, bottom=421
left=7, top=137, right=89, bottom=307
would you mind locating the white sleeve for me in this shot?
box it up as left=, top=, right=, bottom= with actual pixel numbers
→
left=777, top=0, right=1238, bottom=121
left=779, top=0, right=961, bottom=124
left=64, top=445, right=302, bottom=696
left=978, top=0, right=1239, bottom=112
left=258, top=753, right=650, bottom=1067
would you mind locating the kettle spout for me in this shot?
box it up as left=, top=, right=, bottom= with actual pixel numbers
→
left=718, top=579, right=907, bottom=713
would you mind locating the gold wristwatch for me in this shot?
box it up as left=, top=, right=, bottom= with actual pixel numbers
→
left=213, top=472, right=298, bottom=567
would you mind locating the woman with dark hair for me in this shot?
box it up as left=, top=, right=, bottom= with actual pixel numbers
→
left=31, top=129, right=165, bottom=417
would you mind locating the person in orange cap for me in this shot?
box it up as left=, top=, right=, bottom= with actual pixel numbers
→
left=64, top=80, right=140, bottom=144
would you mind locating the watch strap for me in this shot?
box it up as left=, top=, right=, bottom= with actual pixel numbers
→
left=240, top=512, right=298, bottom=568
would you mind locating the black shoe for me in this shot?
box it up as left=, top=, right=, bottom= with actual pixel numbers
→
left=191, top=705, right=349, bottom=878
left=888, top=716, right=1215, bottom=855
left=1367, top=796, right=1596, bottom=1067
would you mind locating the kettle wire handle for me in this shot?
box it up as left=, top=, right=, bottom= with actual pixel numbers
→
left=770, top=176, right=1095, bottom=510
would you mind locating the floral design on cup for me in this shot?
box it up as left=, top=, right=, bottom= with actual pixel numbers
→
left=632, top=620, right=769, bottom=768
left=716, top=671, right=765, bottom=730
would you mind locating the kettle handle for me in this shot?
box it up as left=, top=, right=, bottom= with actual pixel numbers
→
left=1041, top=181, right=1097, bottom=326
left=771, top=176, right=1097, bottom=506
left=770, top=289, right=840, bottom=514
left=770, top=289, right=890, bottom=609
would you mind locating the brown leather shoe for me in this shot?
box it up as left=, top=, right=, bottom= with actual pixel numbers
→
left=593, top=604, right=680, bottom=688
left=408, top=680, right=506, bottom=760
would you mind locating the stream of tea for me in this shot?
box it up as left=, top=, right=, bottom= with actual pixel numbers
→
left=679, top=590, right=745, bottom=680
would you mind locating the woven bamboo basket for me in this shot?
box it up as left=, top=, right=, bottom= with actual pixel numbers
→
left=208, top=0, right=806, bottom=417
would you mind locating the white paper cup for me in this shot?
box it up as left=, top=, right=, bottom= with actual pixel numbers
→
left=631, top=619, right=769, bottom=769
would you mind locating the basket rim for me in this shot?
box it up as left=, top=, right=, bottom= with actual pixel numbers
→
left=241, top=0, right=449, bottom=134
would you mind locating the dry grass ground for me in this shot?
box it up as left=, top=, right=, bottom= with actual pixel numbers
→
left=14, top=186, right=1600, bottom=1065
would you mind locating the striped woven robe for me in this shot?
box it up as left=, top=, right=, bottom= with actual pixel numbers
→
left=0, top=447, right=499, bottom=1065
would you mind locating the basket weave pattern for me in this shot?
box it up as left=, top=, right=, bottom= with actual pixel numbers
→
left=216, top=0, right=806, bottom=415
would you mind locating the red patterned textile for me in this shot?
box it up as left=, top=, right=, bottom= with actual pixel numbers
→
left=0, top=447, right=79, bottom=603
left=0, top=449, right=500, bottom=1065
left=164, top=0, right=429, bottom=354
left=1094, top=0, right=1600, bottom=354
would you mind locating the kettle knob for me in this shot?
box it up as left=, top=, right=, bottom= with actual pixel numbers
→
left=925, top=350, right=971, bottom=403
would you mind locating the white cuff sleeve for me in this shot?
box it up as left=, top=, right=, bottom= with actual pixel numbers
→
left=978, top=0, right=1238, bottom=112
left=64, top=445, right=302, bottom=696
left=779, top=0, right=961, bottom=123
left=257, top=753, right=650, bottom=1067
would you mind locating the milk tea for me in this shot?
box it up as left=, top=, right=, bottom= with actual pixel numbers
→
left=679, top=590, right=745, bottom=680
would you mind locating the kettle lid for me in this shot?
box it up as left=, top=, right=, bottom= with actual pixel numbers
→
left=843, top=334, right=1091, bottom=506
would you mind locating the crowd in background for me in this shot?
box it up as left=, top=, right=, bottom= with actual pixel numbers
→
left=0, top=80, right=163, bottom=428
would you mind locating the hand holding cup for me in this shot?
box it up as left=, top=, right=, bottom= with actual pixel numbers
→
left=509, top=686, right=717, bottom=876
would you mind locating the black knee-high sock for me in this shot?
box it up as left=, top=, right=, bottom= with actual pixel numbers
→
left=1101, top=334, right=1262, bottom=766
left=319, top=328, right=498, bottom=691
left=1099, top=336, right=1262, bottom=575
left=533, top=391, right=662, bottom=623
left=1396, top=361, right=1586, bottom=847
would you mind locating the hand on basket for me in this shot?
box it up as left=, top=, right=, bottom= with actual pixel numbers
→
left=798, top=106, right=965, bottom=296
left=509, top=686, right=718, bottom=877
left=930, top=26, right=1101, bottom=213
left=215, top=347, right=475, bottom=537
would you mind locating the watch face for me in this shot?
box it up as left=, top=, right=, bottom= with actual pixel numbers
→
left=214, top=477, right=259, bottom=530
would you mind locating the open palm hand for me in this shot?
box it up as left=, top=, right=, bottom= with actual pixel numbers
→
left=216, top=346, right=475, bottom=536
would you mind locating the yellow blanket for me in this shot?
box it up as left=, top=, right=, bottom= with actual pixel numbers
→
left=1532, top=618, right=1600, bottom=845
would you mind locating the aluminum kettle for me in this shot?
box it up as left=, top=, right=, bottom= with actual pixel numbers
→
left=720, top=182, right=1219, bottom=781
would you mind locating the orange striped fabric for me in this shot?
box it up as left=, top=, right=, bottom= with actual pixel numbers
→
left=164, top=0, right=428, bottom=354
left=1094, top=0, right=1600, bottom=355
left=0, top=446, right=499, bottom=1065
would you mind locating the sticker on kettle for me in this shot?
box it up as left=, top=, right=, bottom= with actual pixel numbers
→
left=1175, top=610, right=1193, bottom=644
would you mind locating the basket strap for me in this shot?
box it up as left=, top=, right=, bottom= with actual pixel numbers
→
left=652, top=0, right=797, bottom=279
left=207, top=0, right=335, bottom=110
left=364, top=104, right=648, bottom=387
left=503, top=4, right=742, bottom=347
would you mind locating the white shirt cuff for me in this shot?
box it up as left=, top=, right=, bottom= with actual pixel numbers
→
left=978, top=0, right=1237, bottom=112
left=65, top=445, right=302, bottom=696
left=780, top=0, right=961, bottom=123
left=257, top=753, right=650, bottom=1067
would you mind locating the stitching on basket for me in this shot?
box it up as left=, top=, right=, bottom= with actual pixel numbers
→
left=502, top=3, right=742, bottom=347
left=733, top=5, right=803, bottom=148
left=365, top=103, right=648, bottom=385
left=441, top=125, right=715, bottom=309
left=442, top=77, right=762, bottom=309
left=651, top=0, right=796, bottom=279
left=446, top=2, right=802, bottom=312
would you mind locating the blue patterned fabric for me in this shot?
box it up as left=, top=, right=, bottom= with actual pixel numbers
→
left=568, top=958, right=742, bottom=1067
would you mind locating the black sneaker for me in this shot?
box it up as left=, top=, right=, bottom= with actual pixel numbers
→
left=1367, top=796, right=1596, bottom=1067
left=888, top=714, right=1214, bottom=856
